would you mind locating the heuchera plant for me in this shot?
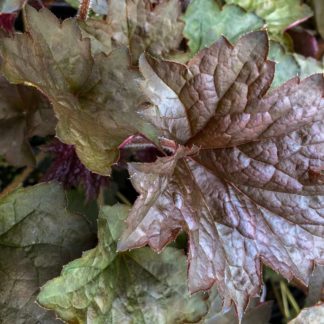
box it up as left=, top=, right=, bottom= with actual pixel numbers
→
left=0, top=0, right=323, bottom=323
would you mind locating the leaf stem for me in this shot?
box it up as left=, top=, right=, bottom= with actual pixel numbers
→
left=77, top=0, right=91, bottom=21
left=280, top=280, right=291, bottom=320
left=0, top=166, right=33, bottom=198
left=285, top=283, right=301, bottom=315
left=116, top=191, right=132, bottom=206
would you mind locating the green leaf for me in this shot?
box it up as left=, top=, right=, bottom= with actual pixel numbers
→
left=182, top=0, right=264, bottom=55
left=226, top=0, right=313, bottom=40
left=181, top=1, right=301, bottom=87
left=294, top=54, right=324, bottom=79
left=37, top=204, right=208, bottom=323
left=0, top=75, right=56, bottom=166
left=0, top=0, right=25, bottom=13
left=268, top=42, right=299, bottom=88
left=0, top=182, right=95, bottom=323
left=0, top=6, right=157, bottom=175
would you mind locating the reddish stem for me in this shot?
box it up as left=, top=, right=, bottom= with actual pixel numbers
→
left=77, top=0, right=91, bottom=21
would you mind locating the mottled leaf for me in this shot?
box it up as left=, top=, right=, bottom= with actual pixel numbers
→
left=37, top=205, right=208, bottom=323
left=0, top=182, right=95, bottom=323
left=289, top=303, right=324, bottom=324
left=0, top=76, right=56, bottom=166
left=226, top=0, right=313, bottom=40
left=182, top=1, right=300, bottom=87
left=182, top=0, right=264, bottom=55
left=118, top=32, right=324, bottom=318
left=0, top=6, right=157, bottom=175
left=107, top=0, right=184, bottom=64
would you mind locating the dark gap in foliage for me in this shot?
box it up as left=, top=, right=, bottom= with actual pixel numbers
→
left=0, top=165, right=24, bottom=191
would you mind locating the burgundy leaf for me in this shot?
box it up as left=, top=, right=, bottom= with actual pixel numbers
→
left=117, top=31, right=324, bottom=318
left=0, top=13, right=16, bottom=33
left=43, top=139, right=108, bottom=201
left=287, top=27, right=319, bottom=59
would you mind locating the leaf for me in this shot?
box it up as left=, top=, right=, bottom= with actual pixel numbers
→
left=182, top=0, right=264, bottom=55
left=204, top=289, right=272, bottom=324
left=181, top=1, right=300, bottom=87
left=294, top=54, right=324, bottom=79
left=268, top=42, right=300, bottom=88
left=107, top=0, right=184, bottom=64
left=0, top=0, right=26, bottom=13
left=0, top=75, right=56, bottom=166
left=226, top=0, right=313, bottom=40
left=0, top=6, right=157, bottom=175
left=313, top=0, right=324, bottom=39
left=65, top=0, right=109, bottom=15
left=0, top=182, right=95, bottom=323
left=118, top=31, right=324, bottom=318
left=305, top=265, right=324, bottom=307
left=37, top=204, right=209, bottom=323
left=289, top=303, right=324, bottom=324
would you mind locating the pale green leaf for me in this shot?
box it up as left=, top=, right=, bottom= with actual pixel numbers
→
left=37, top=205, right=208, bottom=324
left=182, top=0, right=264, bottom=55
left=226, top=0, right=313, bottom=39
left=268, top=41, right=299, bottom=88
left=294, top=54, right=324, bottom=79
left=0, top=182, right=95, bottom=323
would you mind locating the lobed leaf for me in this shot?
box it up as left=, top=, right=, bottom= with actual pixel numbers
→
left=226, top=0, right=313, bottom=41
left=181, top=0, right=307, bottom=88
left=37, top=204, right=208, bottom=323
left=106, top=0, right=184, bottom=64
left=118, top=31, right=324, bottom=318
left=0, top=182, right=95, bottom=323
left=182, top=0, right=264, bottom=56
left=0, top=6, right=157, bottom=175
